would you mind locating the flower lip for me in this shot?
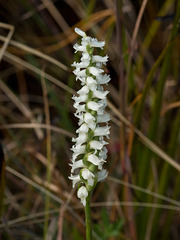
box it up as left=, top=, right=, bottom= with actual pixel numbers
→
left=69, top=159, right=85, bottom=173
left=77, top=186, right=88, bottom=206
left=68, top=174, right=81, bottom=188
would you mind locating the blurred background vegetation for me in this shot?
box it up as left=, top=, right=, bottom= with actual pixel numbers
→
left=0, top=0, right=180, bottom=239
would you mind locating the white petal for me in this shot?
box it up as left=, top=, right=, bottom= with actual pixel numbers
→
left=73, top=102, right=85, bottom=112
left=93, top=90, right=109, bottom=99
left=72, top=133, right=87, bottom=145
left=97, top=113, right=110, bottom=123
left=76, top=123, right=89, bottom=134
left=88, top=67, right=104, bottom=76
left=98, top=169, right=108, bottom=182
left=72, top=94, right=87, bottom=103
left=78, top=76, right=86, bottom=85
left=70, top=160, right=85, bottom=173
left=81, top=37, right=91, bottom=46
left=92, top=55, right=108, bottom=63
left=81, top=169, right=95, bottom=186
left=87, top=154, right=105, bottom=168
left=89, top=140, right=103, bottom=150
left=71, top=143, right=85, bottom=153
left=72, top=61, right=89, bottom=68
left=94, top=125, right=110, bottom=138
left=71, top=145, right=86, bottom=161
left=90, top=38, right=105, bottom=48
left=74, top=111, right=83, bottom=121
left=97, top=85, right=104, bottom=91
left=86, top=77, right=97, bottom=91
left=81, top=52, right=90, bottom=61
left=73, top=69, right=86, bottom=77
left=96, top=99, right=107, bottom=115
left=73, top=43, right=86, bottom=52
left=97, top=74, right=111, bottom=85
left=84, top=113, right=96, bottom=130
left=77, top=186, right=88, bottom=206
left=96, top=62, right=102, bottom=68
left=87, top=101, right=101, bottom=111
left=69, top=174, right=81, bottom=188
left=99, top=147, right=108, bottom=160
left=77, top=85, right=89, bottom=95
left=75, top=28, right=86, bottom=37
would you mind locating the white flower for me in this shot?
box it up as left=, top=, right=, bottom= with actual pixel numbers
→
left=81, top=169, right=95, bottom=186
left=94, top=126, right=110, bottom=138
left=74, top=111, right=84, bottom=125
left=87, top=154, right=105, bottom=170
left=73, top=43, right=86, bottom=52
left=93, top=90, right=109, bottom=99
left=69, top=28, right=110, bottom=206
left=92, top=55, right=108, bottom=63
left=69, top=174, right=81, bottom=188
left=70, top=159, right=85, bottom=173
left=72, top=133, right=87, bottom=145
left=89, top=140, right=104, bottom=150
left=89, top=39, right=105, bottom=48
left=77, top=85, right=89, bottom=95
left=71, top=144, right=86, bottom=161
left=72, top=94, right=88, bottom=103
left=72, top=61, right=89, bottom=68
left=84, top=113, right=96, bottom=130
left=87, top=101, right=101, bottom=111
left=77, top=186, right=88, bottom=206
left=86, top=77, right=97, bottom=91
left=88, top=66, right=104, bottom=76
left=76, top=123, right=89, bottom=134
left=97, top=74, right=111, bottom=85
left=81, top=52, right=91, bottom=62
left=73, top=69, right=86, bottom=78
left=73, top=102, right=85, bottom=112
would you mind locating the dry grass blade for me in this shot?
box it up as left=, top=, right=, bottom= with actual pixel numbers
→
left=41, top=0, right=70, bottom=32
left=5, top=167, right=86, bottom=231
left=129, top=0, right=148, bottom=58
left=90, top=202, right=180, bottom=211
left=108, top=100, right=180, bottom=171
left=6, top=166, right=63, bottom=205
left=0, top=79, right=32, bottom=119
left=161, top=101, right=180, bottom=115
left=0, top=123, right=75, bottom=138
left=108, top=176, right=180, bottom=207
left=45, top=9, right=114, bottom=52
left=0, top=22, right=14, bottom=62
left=0, top=78, right=43, bottom=139
left=57, top=188, right=76, bottom=240
left=4, top=51, right=75, bottom=95
left=0, top=35, right=69, bottom=71
left=40, top=68, right=52, bottom=238
left=0, top=208, right=60, bottom=228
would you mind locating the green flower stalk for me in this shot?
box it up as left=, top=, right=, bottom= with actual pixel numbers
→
left=69, top=28, right=111, bottom=239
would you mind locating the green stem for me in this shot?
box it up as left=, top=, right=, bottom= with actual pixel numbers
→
left=85, top=193, right=92, bottom=240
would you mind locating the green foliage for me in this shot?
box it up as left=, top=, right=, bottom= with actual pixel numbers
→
left=94, top=208, right=124, bottom=239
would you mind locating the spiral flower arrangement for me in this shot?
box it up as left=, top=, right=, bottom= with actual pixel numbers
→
left=69, top=28, right=110, bottom=207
